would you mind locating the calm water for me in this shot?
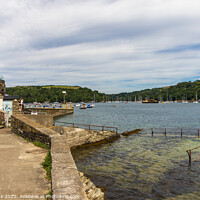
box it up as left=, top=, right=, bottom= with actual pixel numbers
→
left=56, top=103, right=200, bottom=200
left=56, top=102, right=200, bottom=133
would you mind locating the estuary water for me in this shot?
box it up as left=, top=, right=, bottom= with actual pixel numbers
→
left=56, top=103, right=200, bottom=200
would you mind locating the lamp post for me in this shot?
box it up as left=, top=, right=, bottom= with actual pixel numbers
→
left=62, top=91, right=66, bottom=103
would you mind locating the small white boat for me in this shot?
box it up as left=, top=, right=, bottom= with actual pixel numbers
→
left=80, top=104, right=87, bottom=109
left=87, top=104, right=95, bottom=108
left=75, top=104, right=81, bottom=107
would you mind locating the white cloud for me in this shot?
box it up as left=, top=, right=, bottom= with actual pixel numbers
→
left=0, top=0, right=200, bottom=93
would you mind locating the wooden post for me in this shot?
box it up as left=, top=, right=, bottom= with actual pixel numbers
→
left=102, top=126, right=104, bottom=131
left=165, top=128, right=166, bottom=137
left=89, top=125, right=91, bottom=130
left=72, top=123, right=75, bottom=127
left=198, top=129, right=199, bottom=137
left=151, top=128, right=153, bottom=136
left=181, top=129, right=182, bottom=137
left=187, top=150, right=191, bottom=164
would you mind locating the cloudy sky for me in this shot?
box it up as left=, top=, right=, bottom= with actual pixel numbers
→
left=0, top=0, right=200, bottom=93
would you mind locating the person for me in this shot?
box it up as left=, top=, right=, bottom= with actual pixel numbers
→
left=19, top=98, right=22, bottom=112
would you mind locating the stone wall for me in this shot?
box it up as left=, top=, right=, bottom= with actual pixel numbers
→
left=0, top=79, right=5, bottom=96
left=25, top=107, right=74, bottom=118
left=0, top=110, right=4, bottom=126
left=51, top=136, right=88, bottom=200
left=12, top=99, right=20, bottom=115
left=11, top=114, right=58, bottom=146
left=0, top=95, right=3, bottom=111
left=26, top=114, right=54, bottom=127
left=11, top=114, right=88, bottom=200
left=79, top=172, right=104, bottom=200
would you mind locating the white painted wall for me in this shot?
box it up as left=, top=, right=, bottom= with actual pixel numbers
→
left=0, top=96, right=3, bottom=111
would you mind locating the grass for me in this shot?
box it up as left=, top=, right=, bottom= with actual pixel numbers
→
left=23, top=138, right=49, bottom=149
left=42, top=150, right=52, bottom=180
left=32, top=141, right=49, bottom=149
left=24, top=137, right=30, bottom=142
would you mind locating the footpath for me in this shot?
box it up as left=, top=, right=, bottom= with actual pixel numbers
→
left=0, top=128, right=50, bottom=199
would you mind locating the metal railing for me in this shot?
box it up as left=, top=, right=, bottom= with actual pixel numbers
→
left=54, top=121, right=118, bottom=133
left=151, top=128, right=200, bottom=137
left=186, top=146, right=200, bottom=164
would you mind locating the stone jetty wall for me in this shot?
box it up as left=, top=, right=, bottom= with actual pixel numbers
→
left=25, top=107, right=74, bottom=117
left=11, top=114, right=88, bottom=200
left=11, top=114, right=117, bottom=199
left=27, top=114, right=54, bottom=127
left=51, top=136, right=88, bottom=200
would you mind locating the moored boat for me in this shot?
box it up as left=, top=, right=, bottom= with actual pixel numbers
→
left=80, top=104, right=87, bottom=109
left=87, top=104, right=95, bottom=108
left=142, top=99, right=158, bottom=103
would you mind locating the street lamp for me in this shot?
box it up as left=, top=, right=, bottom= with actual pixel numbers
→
left=62, top=91, right=66, bottom=103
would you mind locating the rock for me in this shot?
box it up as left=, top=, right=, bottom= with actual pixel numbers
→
left=79, top=171, right=105, bottom=200
left=53, top=126, right=120, bottom=148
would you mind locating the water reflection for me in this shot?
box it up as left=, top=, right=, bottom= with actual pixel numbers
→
left=72, top=135, right=200, bottom=200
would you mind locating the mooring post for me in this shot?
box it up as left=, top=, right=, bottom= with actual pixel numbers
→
left=151, top=128, right=153, bottom=136
left=198, top=129, right=199, bottom=137
left=72, top=123, right=75, bottom=127
left=165, top=128, right=166, bottom=137
left=181, top=129, right=182, bottom=137
left=102, top=126, right=104, bottom=131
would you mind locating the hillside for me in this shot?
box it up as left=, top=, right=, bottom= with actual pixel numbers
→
left=111, top=80, right=200, bottom=101
left=6, top=80, right=200, bottom=103
left=6, top=85, right=105, bottom=103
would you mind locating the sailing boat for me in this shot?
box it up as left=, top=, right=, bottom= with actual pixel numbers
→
left=164, top=92, right=172, bottom=103
left=193, top=92, right=199, bottom=103
left=182, top=94, right=188, bottom=103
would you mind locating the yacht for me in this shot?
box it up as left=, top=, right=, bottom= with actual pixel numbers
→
left=193, top=92, right=199, bottom=103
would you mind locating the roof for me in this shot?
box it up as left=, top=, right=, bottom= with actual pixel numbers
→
left=3, top=96, right=19, bottom=100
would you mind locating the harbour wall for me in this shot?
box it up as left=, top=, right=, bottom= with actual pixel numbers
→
left=11, top=113, right=119, bottom=199
left=23, top=107, right=74, bottom=127
left=11, top=114, right=88, bottom=200
left=25, top=107, right=74, bottom=117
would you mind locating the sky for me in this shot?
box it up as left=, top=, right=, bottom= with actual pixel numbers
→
left=0, top=0, right=200, bottom=94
